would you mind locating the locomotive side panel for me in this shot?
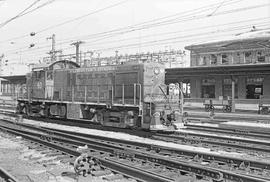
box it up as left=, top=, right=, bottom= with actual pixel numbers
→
left=31, top=70, right=46, bottom=99
left=74, top=70, right=113, bottom=103
left=53, top=70, right=69, bottom=101
left=25, top=73, right=32, bottom=100
left=115, top=64, right=143, bottom=105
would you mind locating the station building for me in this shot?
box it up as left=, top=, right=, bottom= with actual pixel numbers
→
left=166, top=29, right=270, bottom=111
left=0, top=75, right=26, bottom=97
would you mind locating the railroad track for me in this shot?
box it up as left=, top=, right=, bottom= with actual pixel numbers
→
left=153, top=130, right=270, bottom=155
left=0, top=119, right=270, bottom=182
left=2, top=110, right=270, bottom=157
left=0, top=120, right=206, bottom=182
left=184, top=123, right=270, bottom=140
left=0, top=167, right=18, bottom=182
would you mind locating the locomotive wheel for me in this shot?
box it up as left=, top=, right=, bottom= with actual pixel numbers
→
left=93, top=111, right=104, bottom=124
left=222, top=106, right=227, bottom=112
left=209, top=105, right=214, bottom=112
left=25, top=104, right=31, bottom=116
left=16, top=104, right=23, bottom=114
left=205, top=105, right=210, bottom=112
left=226, top=106, right=232, bottom=113
left=261, top=107, right=269, bottom=115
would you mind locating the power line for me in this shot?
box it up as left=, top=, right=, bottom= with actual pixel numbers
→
left=7, top=24, right=270, bottom=59
left=0, top=0, right=40, bottom=28
left=0, top=0, right=241, bottom=43
left=0, top=0, right=129, bottom=43
left=43, top=2, right=269, bottom=46
left=3, top=1, right=269, bottom=59
left=36, top=0, right=129, bottom=34
left=4, top=17, right=270, bottom=55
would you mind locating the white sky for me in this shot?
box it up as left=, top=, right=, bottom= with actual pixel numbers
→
left=0, top=0, right=269, bottom=64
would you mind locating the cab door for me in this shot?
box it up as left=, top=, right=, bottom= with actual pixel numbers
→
left=45, top=70, right=54, bottom=100
left=32, top=70, right=45, bottom=99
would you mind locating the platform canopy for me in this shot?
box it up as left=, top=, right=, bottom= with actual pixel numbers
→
left=165, top=63, right=270, bottom=83
left=0, top=75, right=26, bottom=84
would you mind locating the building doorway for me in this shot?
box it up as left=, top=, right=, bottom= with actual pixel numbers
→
left=202, top=85, right=215, bottom=98
left=246, top=77, right=263, bottom=99
left=201, top=78, right=215, bottom=98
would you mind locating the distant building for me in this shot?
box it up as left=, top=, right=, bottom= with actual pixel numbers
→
left=0, top=75, right=26, bottom=97
left=166, top=29, right=270, bottom=111
left=0, top=63, right=32, bottom=96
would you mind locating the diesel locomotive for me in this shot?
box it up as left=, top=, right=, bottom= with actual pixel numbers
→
left=17, top=60, right=184, bottom=131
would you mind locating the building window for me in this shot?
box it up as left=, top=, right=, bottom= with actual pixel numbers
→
left=245, top=51, right=252, bottom=63
left=233, top=52, right=241, bottom=64
left=210, top=54, right=217, bottom=65
left=201, top=78, right=215, bottom=98
left=223, top=78, right=238, bottom=99
left=222, top=54, right=228, bottom=64
left=257, top=51, right=265, bottom=63
left=182, top=80, right=190, bottom=98
left=199, top=56, right=207, bottom=66
left=246, top=77, right=263, bottom=99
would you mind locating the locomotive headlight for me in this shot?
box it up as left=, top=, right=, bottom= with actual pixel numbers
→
left=153, top=67, right=160, bottom=75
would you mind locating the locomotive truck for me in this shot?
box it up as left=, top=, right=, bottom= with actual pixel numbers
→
left=17, top=60, right=184, bottom=131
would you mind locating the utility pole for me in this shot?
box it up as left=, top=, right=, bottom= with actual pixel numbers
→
left=47, top=34, right=61, bottom=63
left=71, top=41, right=84, bottom=65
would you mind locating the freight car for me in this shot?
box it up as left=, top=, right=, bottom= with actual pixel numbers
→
left=17, top=60, right=184, bottom=131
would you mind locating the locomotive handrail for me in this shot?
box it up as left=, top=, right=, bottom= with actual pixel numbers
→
left=111, top=85, right=114, bottom=105
left=134, top=83, right=136, bottom=105
left=97, top=86, right=100, bottom=104
left=72, top=87, right=74, bottom=102
left=122, top=84, right=125, bottom=105
left=20, top=83, right=143, bottom=107
left=138, top=83, right=142, bottom=107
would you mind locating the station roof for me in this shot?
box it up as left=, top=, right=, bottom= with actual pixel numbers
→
left=0, top=75, right=26, bottom=83
left=165, top=63, right=270, bottom=83
left=185, top=29, right=270, bottom=53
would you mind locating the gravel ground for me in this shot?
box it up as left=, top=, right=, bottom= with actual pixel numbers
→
left=0, top=131, right=108, bottom=182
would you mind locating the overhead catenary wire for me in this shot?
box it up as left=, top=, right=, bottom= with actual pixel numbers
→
left=0, top=0, right=130, bottom=43
left=0, top=0, right=242, bottom=44
left=4, top=13, right=270, bottom=56
left=6, top=23, right=270, bottom=60
left=21, top=2, right=270, bottom=47
left=3, top=1, right=269, bottom=61
left=4, top=17, right=270, bottom=56
left=0, top=0, right=55, bottom=29
left=8, top=26, right=270, bottom=62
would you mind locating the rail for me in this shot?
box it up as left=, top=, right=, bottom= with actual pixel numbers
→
left=1, top=118, right=270, bottom=182
left=0, top=167, right=18, bottom=182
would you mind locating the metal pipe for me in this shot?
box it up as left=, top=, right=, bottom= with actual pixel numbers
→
left=98, top=86, right=100, bottom=104
left=72, top=86, right=74, bottom=102
left=84, top=86, right=87, bottom=103
left=133, top=83, right=136, bottom=105
left=138, top=84, right=142, bottom=106
left=61, top=88, right=63, bottom=101
left=111, top=85, right=114, bottom=105
left=51, top=86, right=53, bottom=101
left=122, top=84, right=125, bottom=105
